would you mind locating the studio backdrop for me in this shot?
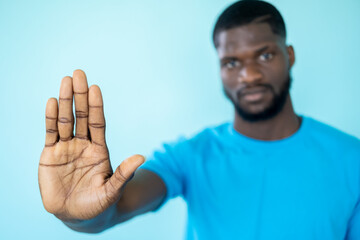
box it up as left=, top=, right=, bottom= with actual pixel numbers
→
left=0, top=0, right=359, bottom=239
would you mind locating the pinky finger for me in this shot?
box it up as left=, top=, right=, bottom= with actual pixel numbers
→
left=45, top=98, right=59, bottom=147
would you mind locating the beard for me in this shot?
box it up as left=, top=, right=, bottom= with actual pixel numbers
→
left=224, top=75, right=292, bottom=122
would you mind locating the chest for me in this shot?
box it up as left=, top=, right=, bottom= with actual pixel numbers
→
left=185, top=147, right=356, bottom=239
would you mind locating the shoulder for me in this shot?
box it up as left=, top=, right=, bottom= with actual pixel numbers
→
left=192, top=122, right=231, bottom=140
left=159, top=122, right=232, bottom=155
left=303, top=116, right=360, bottom=155
left=186, top=122, right=231, bottom=147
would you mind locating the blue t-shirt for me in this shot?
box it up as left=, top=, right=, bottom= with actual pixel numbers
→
left=140, top=116, right=360, bottom=240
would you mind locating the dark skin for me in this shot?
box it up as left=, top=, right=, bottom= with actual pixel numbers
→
left=218, top=22, right=299, bottom=140
left=38, top=21, right=299, bottom=233
left=38, top=72, right=165, bottom=233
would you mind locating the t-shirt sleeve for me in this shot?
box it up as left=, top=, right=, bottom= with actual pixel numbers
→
left=140, top=137, right=189, bottom=207
left=344, top=142, right=360, bottom=240
left=345, top=198, right=360, bottom=239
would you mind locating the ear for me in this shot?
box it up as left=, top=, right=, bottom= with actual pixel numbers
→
left=287, top=45, right=295, bottom=69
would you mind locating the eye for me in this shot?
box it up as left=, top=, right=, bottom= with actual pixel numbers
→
left=222, top=59, right=240, bottom=69
left=259, top=52, right=274, bottom=61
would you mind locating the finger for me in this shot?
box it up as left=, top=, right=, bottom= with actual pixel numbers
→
left=45, top=98, right=58, bottom=147
left=58, top=76, right=74, bottom=141
left=88, top=85, right=105, bottom=146
left=73, top=70, right=89, bottom=140
left=105, top=155, right=145, bottom=196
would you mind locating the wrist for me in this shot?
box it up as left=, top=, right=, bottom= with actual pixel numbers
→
left=56, top=205, right=118, bottom=233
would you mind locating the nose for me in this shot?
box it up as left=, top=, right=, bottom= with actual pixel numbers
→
left=238, top=64, right=262, bottom=84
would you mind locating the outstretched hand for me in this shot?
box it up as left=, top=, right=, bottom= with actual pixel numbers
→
left=38, top=70, right=144, bottom=221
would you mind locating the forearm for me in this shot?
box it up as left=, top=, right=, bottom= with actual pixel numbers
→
left=59, top=194, right=163, bottom=233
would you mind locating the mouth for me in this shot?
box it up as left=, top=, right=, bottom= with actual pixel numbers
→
left=239, top=86, right=269, bottom=102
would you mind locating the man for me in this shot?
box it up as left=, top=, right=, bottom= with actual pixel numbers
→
left=38, top=0, right=360, bottom=239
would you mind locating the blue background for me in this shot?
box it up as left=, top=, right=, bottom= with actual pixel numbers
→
left=0, top=0, right=359, bottom=239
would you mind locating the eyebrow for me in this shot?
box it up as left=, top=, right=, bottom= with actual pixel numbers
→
left=219, top=44, right=273, bottom=61
left=220, top=56, right=237, bottom=62
left=255, top=45, right=270, bottom=55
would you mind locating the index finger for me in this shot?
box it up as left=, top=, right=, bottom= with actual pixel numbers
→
left=88, top=85, right=106, bottom=146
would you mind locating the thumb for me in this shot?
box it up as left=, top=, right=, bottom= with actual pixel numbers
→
left=106, top=154, right=145, bottom=194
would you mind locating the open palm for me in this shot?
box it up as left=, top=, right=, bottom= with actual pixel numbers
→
left=38, top=70, right=144, bottom=221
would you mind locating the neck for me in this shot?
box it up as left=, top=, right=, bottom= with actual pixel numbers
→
left=234, top=96, right=301, bottom=141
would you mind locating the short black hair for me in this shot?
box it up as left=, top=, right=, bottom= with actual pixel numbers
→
left=212, top=0, right=286, bottom=48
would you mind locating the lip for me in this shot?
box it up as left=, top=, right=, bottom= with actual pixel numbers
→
left=239, top=86, right=268, bottom=102
left=240, top=86, right=268, bottom=95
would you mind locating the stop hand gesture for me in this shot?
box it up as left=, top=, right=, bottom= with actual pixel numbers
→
left=38, top=70, right=144, bottom=221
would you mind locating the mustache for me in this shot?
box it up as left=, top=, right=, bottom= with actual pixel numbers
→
left=237, top=83, right=274, bottom=97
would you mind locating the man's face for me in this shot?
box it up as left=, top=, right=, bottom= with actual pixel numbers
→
left=216, top=22, right=294, bottom=122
